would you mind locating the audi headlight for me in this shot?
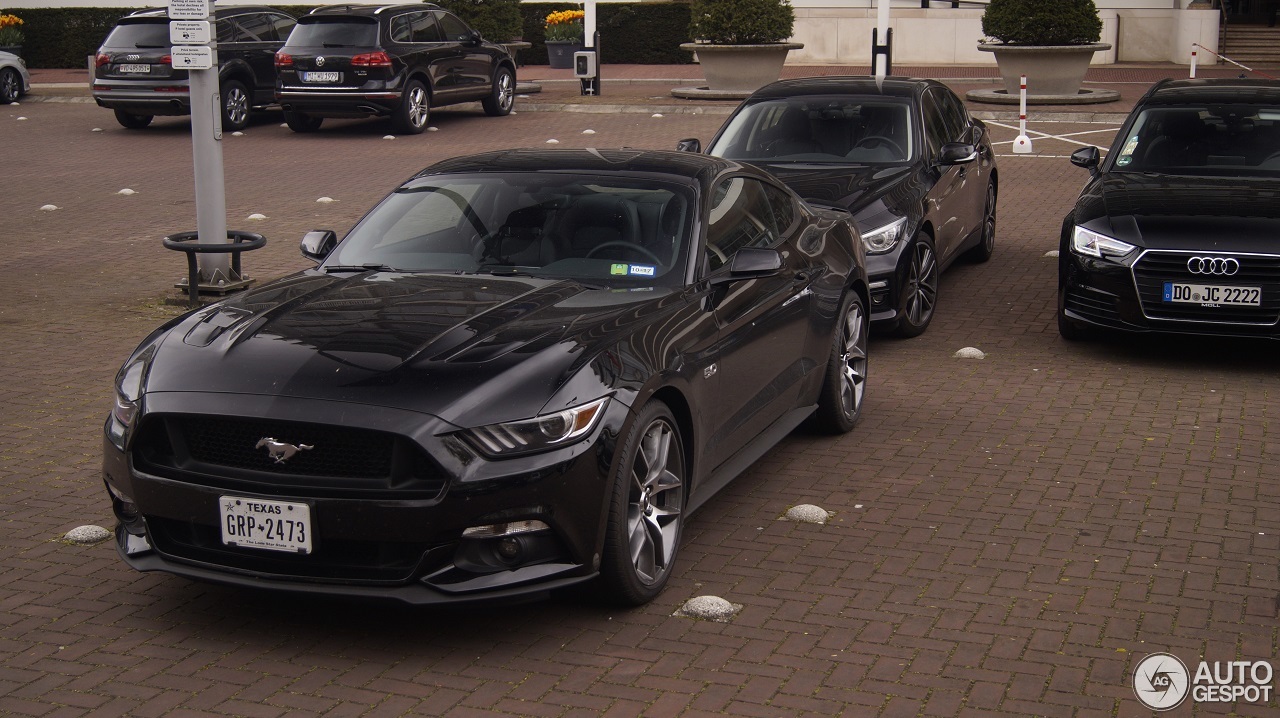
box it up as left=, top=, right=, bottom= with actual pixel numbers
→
left=1072, top=226, right=1136, bottom=259
left=465, top=397, right=610, bottom=457
left=860, top=216, right=907, bottom=255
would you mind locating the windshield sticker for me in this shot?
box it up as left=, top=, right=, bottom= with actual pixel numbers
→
left=628, top=265, right=655, bottom=277
left=610, top=263, right=629, bottom=275
left=1120, top=134, right=1139, bottom=158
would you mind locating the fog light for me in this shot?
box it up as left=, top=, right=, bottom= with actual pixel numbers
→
left=106, top=482, right=140, bottom=522
left=496, top=537, right=522, bottom=561
left=462, top=520, right=549, bottom=538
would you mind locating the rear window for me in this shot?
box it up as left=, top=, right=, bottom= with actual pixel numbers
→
left=285, top=18, right=379, bottom=48
left=102, top=21, right=170, bottom=49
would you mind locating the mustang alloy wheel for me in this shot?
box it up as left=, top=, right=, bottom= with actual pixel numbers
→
left=601, top=401, right=685, bottom=605
left=896, top=234, right=938, bottom=338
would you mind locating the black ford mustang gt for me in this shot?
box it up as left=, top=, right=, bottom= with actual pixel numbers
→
left=681, top=77, right=998, bottom=337
left=1059, top=78, right=1280, bottom=340
left=103, top=149, right=869, bottom=606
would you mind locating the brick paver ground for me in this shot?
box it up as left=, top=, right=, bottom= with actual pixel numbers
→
left=1, top=72, right=1278, bottom=717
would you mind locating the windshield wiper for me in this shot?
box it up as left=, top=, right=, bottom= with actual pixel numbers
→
left=324, top=263, right=396, bottom=273
left=471, top=265, right=539, bottom=277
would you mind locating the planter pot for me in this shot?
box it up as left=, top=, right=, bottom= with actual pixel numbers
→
left=545, top=40, right=584, bottom=69
left=978, top=43, right=1111, bottom=96
left=679, top=42, right=803, bottom=93
left=0, top=45, right=21, bottom=57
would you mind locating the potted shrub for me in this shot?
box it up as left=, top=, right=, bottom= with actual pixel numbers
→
left=978, top=0, right=1111, bottom=99
left=0, top=13, right=24, bottom=55
left=544, top=8, right=585, bottom=69
left=680, top=0, right=802, bottom=94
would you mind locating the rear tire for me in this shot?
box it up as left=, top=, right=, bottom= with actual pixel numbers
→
left=391, top=79, right=429, bottom=134
left=482, top=66, right=514, bottom=117
left=283, top=109, right=323, bottom=133
left=966, top=180, right=996, bottom=263
left=219, top=79, right=250, bottom=132
left=599, top=401, right=685, bottom=606
left=113, top=109, right=153, bottom=129
left=813, top=291, right=869, bottom=434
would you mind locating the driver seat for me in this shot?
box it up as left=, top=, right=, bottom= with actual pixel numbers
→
left=555, top=195, right=642, bottom=260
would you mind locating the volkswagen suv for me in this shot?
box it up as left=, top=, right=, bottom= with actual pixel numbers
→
left=273, top=4, right=515, bottom=134
left=92, top=6, right=295, bottom=131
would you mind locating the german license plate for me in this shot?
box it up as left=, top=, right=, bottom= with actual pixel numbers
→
left=1163, top=282, right=1261, bottom=306
left=220, top=495, right=312, bottom=554
left=118, top=64, right=151, bottom=74
left=301, top=71, right=340, bottom=83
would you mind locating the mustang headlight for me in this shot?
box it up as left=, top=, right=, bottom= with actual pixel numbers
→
left=465, top=397, right=610, bottom=457
left=1071, top=226, right=1136, bottom=259
left=107, top=353, right=149, bottom=449
left=860, top=216, right=907, bottom=255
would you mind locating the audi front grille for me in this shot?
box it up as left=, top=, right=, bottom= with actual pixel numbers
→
left=1132, top=250, right=1280, bottom=325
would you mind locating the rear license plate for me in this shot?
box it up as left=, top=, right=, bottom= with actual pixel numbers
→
left=1162, top=282, right=1261, bottom=307
left=220, top=496, right=312, bottom=554
left=301, top=71, right=340, bottom=83
left=118, top=64, right=151, bottom=74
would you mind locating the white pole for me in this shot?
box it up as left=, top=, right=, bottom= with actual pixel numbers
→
left=1012, top=74, right=1033, bottom=154
left=1190, top=45, right=1198, bottom=78
left=584, top=0, right=596, bottom=49
left=874, top=0, right=889, bottom=81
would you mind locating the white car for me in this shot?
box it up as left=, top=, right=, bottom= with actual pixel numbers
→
left=0, top=50, right=30, bottom=104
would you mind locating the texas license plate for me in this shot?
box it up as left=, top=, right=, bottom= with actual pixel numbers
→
left=220, top=496, right=312, bottom=554
left=118, top=64, right=151, bottom=74
left=1162, top=282, right=1261, bottom=306
left=301, top=71, right=340, bottom=83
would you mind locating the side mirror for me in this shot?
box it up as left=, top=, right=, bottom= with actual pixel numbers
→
left=468, top=29, right=483, bottom=46
left=675, top=138, right=701, bottom=153
left=301, top=229, right=337, bottom=263
left=938, top=142, right=978, bottom=165
left=1071, top=146, right=1101, bottom=174
left=710, top=247, right=783, bottom=285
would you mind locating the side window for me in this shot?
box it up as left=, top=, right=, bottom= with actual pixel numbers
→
left=762, top=183, right=796, bottom=235
left=272, top=14, right=296, bottom=42
left=937, top=89, right=969, bottom=143
left=234, top=13, right=275, bottom=42
left=215, top=19, right=243, bottom=44
left=389, top=14, right=413, bottom=43
left=705, top=177, right=780, bottom=272
left=411, top=12, right=442, bottom=43
left=436, top=12, right=472, bottom=43
left=920, top=92, right=948, bottom=159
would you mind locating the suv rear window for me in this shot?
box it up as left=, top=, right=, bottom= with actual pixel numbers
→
left=102, top=21, right=170, bottom=49
left=285, top=18, right=379, bottom=48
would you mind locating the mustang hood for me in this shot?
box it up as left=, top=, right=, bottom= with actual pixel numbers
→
left=752, top=163, right=914, bottom=218
left=140, top=272, right=670, bottom=424
left=1087, top=173, right=1280, bottom=250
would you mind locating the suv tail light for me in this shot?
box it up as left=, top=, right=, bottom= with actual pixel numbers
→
left=160, top=55, right=171, bottom=66
left=275, top=51, right=293, bottom=67
left=351, top=51, right=392, bottom=68
left=95, top=53, right=111, bottom=67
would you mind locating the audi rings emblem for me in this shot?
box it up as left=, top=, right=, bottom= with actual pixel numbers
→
left=316, top=56, right=325, bottom=67
left=1187, top=256, right=1240, bottom=276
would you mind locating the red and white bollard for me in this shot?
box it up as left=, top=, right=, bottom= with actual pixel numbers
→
left=1012, top=74, right=1033, bottom=154
left=1190, top=45, right=1198, bottom=78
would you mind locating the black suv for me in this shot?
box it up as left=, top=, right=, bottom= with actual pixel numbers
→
left=92, top=6, right=295, bottom=131
left=274, top=4, right=515, bottom=134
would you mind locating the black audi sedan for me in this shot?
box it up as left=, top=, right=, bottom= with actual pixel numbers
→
left=273, top=3, right=515, bottom=134
left=103, top=149, right=869, bottom=606
left=680, top=76, right=998, bottom=337
left=1059, top=78, right=1280, bottom=340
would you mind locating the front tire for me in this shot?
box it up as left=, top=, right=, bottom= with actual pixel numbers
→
left=813, top=291, right=869, bottom=434
left=283, top=109, right=323, bottom=133
left=391, top=79, right=429, bottom=134
left=0, top=67, right=20, bottom=104
left=113, top=109, right=153, bottom=129
left=482, top=66, right=514, bottom=117
left=895, top=233, right=938, bottom=338
left=220, top=79, right=250, bottom=132
left=599, top=401, right=685, bottom=606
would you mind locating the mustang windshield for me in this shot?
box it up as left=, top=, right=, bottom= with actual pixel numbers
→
left=709, top=96, right=915, bottom=164
left=1112, top=105, right=1280, bottom=176
left=327, top=173, right=695, bottom=287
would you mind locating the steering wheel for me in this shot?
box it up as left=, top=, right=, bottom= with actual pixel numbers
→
left=585, top=241, right=662, bottom=265
left=854, top=135, right=906, bottom=157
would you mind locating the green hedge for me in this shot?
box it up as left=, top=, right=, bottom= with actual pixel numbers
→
left=519, top=2, right=693, bottom=65
left=13, top=2, right=694, bottom=68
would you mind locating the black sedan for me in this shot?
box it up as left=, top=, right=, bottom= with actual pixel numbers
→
left=1059, top=78, right=1280, bottom=340
left=103, top=149, right=869, bottom=605
left=680, top=76, right=998, bottom=337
